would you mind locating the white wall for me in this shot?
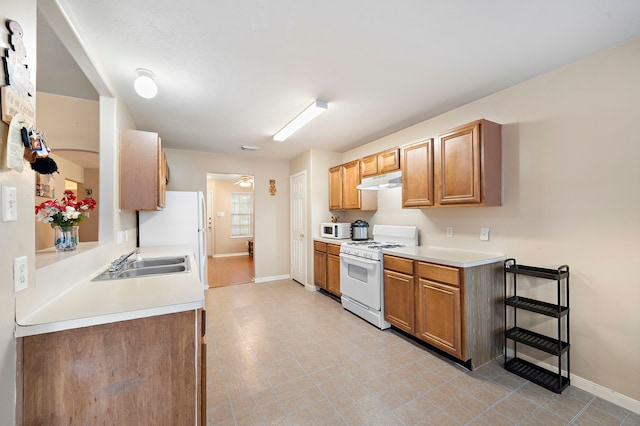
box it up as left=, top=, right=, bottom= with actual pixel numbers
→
left=0, top=2, right=36, bottom=422
left=334, top=38, right=640, bottom=403
left=165, top=148, right=290, bottom=281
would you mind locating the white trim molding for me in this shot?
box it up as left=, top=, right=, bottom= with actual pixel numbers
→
left=505, top=349, right=640, bottom=414
left=253, top=274, right=291, bottom=283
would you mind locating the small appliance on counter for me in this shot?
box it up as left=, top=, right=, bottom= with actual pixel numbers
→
left=351, top=220, right=369, bottom=240
left=321, top=222, right=351, bottom=239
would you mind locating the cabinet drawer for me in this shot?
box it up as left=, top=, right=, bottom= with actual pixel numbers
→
left=418, top=262, right=460, bottom=286
left=384, top=255, right=414, bottom=275
left=327, top=244, right=341, bottom=256
left=314, top=241, right=327, bottom=252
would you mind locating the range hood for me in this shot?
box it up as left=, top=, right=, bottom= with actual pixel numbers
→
left=357, top=170, right=402, bottom=190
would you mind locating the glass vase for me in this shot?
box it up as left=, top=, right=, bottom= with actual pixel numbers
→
left=54, top=225, right=79, bottom=251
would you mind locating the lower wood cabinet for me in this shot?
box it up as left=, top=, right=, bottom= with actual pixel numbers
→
left=416, top=278, right=462, bottom=359
left=383, top=256, right=415, bottom=334
left=384, top=254, right=502, bottom=368
left=20, top=309, right=205, bottom=425
left=314, top=240, right=341, bottom=297
left=326, top=244, right=341, bottom=296
left=313, top=242, right=328, bottom=289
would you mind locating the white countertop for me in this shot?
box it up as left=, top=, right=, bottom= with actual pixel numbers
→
left=314, top=237, right=352, bottom=245
left=382, top=246, right=506, bottom=268
left=15, top=246, right=205, bottom=337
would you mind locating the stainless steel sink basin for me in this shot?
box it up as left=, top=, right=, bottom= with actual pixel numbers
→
left=128, top=256, right=187, bottom=268
left=117, top=264, right=188, bottom=278
left=92, top=255, right=191, bottom=281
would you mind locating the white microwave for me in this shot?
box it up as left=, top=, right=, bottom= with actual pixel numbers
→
left=321, top=223, right=351, bottom=239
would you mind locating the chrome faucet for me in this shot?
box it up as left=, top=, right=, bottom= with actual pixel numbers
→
left=108, top=249, right=140, bottom=272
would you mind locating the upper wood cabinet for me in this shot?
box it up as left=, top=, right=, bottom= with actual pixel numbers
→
left=401, top=119, right=501, bottom=208
left=435, top=119, right=502, bottom=206
left=401, top=139, right=434, bottom=208
left=328, top=160, right=377, bottom=211
left=361, top=148, right=400, bottom=178
left=120, top=129, right=168, bottom=211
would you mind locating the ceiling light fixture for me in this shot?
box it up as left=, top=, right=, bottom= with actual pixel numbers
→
left=234, top=176, right=254, bottom=187
left=273, top=99, right=328, bottom=142
left=134, top=68, right=158, bottom=99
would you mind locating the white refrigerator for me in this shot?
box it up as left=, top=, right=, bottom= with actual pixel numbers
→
left=138, top=191, right=207, bottom=287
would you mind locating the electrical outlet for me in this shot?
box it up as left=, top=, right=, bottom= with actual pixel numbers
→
left=446, top=226, right=454, bottom=238
left=2, top=186, right=17, bottom=222
left=480, top=228, right=490, bottom=241
left=14, top=256, right=28, bottom=292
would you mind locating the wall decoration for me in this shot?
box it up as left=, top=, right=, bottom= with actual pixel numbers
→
left=269, top=179, right=276, bottom=196
left=35, top=172, right=55, bottom=199
left=1, top=19, right=35, bottom=124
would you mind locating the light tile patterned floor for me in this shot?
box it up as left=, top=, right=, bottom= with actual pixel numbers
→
left=205, top=279, right=639, bottom=426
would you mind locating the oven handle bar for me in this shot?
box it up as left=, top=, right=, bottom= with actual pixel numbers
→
left=340, top=252, right=380, bottom=268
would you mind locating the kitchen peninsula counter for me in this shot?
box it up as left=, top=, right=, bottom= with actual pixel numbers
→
left=383, top=245, right=505, bottom=268
left=15, top=246, right=204, bottom=337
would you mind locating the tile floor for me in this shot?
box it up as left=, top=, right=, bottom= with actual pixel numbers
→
left=205, top=279, right=639, bottom=426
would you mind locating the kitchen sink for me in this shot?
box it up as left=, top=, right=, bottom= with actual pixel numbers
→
left=117, top=264, right=188, bottom=278
left=92, top=255, right=191, bottom=281
left=128, top=256, right=187, bottom=268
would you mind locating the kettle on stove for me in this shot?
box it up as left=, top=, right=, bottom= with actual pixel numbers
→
left=351, top=220, right=370, bottom=241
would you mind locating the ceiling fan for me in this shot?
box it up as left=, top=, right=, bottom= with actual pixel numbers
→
left=234, top=176, right=254, bottom=187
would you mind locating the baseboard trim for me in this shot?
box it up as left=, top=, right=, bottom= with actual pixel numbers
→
left=212, top=252, right=250, bottom=258
left=253, top=274, right=290, bottom=283
left=505, top=349, right=640, bottom=414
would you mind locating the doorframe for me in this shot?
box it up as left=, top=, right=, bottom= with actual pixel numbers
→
left=290, top=170, right=310, bottom=288
left=206, top=190, right=214, bottom=257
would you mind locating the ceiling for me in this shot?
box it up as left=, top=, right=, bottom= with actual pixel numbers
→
left=37, top=1, right=640, bottom=161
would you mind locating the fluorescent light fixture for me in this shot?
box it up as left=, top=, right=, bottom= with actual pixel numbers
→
left=134, top=68, right=158, bottom=99
left=273, top=100, right=328, bottom=141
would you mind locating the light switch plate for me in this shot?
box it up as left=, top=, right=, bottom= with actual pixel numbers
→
left=446, top=227, right=454, bottom=238
left=2, top=186, right=18, bottom=222
left=480, top=228, right=490, bottom=241
left=14, top=256, right=28, bottom=292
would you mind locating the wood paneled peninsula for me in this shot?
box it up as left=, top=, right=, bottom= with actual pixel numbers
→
left=16, top=246, right=206, bottom=425
left=382, top=246, right=505, bottom=369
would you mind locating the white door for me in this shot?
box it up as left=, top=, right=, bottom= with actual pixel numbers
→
left=206, top=190, right=214, bottom=257
left=290, top=171, right=306, bottom=284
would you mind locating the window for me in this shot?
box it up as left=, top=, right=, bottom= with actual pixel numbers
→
left=231, top=192, right=253, bottom=237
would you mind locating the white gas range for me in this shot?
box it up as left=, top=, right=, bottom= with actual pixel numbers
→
left=340, top=225, right=419, bottom=329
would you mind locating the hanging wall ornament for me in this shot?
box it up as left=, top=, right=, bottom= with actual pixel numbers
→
left=19, top=127, right=58, bottom=175
left=1, top=19, right=35, bottom=124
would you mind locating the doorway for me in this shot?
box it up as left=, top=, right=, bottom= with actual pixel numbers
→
left=290, top=171, right=307, bottom=285
left=206, top=173, right=255, bottom=287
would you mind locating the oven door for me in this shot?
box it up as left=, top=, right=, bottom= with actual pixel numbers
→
left=340, top=252, right=382, bottom=310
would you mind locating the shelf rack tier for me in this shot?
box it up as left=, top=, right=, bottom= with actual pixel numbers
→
left=505, top=327, right=569, bottom=356
left=505, top=357, right=569, bottom=394
left=505, top=296, right=568, bottom=318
